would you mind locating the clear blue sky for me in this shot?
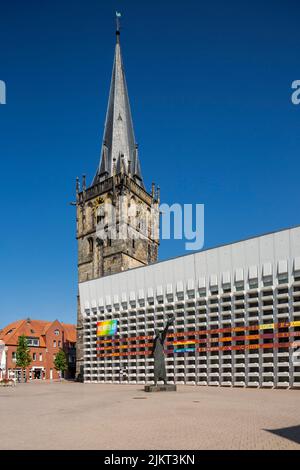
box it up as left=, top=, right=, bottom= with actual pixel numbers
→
left=0, top=0, right=299, bottom=328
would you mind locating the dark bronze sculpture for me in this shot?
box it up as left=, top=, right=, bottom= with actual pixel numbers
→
left=151, top=315, right=175, bottom=385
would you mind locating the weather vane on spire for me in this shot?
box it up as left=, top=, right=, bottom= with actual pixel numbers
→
left=116, top=11, right=121, bottom=34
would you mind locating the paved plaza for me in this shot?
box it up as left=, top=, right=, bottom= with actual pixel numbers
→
left=0, top=382, right=300, bottom=450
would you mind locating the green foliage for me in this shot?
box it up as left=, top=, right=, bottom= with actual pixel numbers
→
left=54, top=349, right=68, bottom=373
left=16, top=335, right=32, bottom=370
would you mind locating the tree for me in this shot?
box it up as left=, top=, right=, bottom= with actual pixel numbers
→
left=54, top=349, right=68, bottom=380
left=16, top=335, right=32, bottom=382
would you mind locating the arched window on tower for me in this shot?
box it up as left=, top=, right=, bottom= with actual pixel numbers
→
left=128, top=197, right=136, bottom=226
left=87, top=203, right=95, bottom=229
left=148, top=244, right=151, bottom=261
left=147, top=208, right=151, bottom=237
left=88, top=237, right=94, bottom=254
left=97, top=207, right=105, bottom=225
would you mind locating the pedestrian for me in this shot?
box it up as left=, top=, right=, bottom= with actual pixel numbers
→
left=122, top=367, right=128, bottom=382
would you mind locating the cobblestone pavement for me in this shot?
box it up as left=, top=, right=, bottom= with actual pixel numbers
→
left=0, top=382, right=299, bottom=449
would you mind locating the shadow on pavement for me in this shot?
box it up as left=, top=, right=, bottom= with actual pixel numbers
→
left=264, top=425, right=300, bottom=445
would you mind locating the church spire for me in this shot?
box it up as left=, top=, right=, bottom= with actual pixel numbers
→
left=92, top=15, right=144, bottom=187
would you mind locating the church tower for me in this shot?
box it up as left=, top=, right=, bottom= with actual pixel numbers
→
left=75, top=22, right=160, bottom=379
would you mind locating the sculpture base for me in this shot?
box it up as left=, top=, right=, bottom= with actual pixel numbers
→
left=144, top=384, right=177, bottom=392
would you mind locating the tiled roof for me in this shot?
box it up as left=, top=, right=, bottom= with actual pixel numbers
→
left=62, top=323, right=77, bottom=343
left=0, top=319, right=76, bottom=346
left=0, top=320, right=26, bottom=346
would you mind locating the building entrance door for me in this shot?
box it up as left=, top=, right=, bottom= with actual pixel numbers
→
left=33, top=369, right=42, bottom=379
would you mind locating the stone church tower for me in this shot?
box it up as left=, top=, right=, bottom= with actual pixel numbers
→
left=75, top=25, right=160, bottom=380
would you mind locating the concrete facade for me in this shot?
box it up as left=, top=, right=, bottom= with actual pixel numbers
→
left=79, top=226, right=300, bottom=388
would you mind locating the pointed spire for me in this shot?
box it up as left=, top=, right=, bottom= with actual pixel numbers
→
left=92, top=16, right=144, bottom=188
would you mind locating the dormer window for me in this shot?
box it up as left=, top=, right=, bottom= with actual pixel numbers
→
left=26, top=337, right=39, bottom=347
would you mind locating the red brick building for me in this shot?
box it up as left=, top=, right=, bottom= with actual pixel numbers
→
left=0, top=318, right=76, bottom=381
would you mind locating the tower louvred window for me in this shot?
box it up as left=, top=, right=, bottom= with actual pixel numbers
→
left=88, top=238, right=94, bottom=254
